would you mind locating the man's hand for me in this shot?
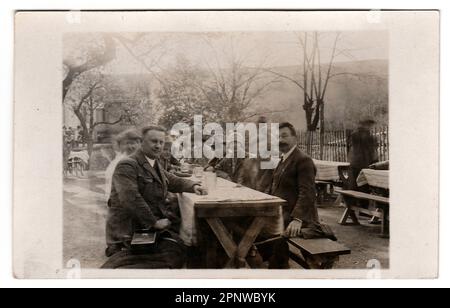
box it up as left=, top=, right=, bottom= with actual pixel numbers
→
left=284, top=220, right=303, bottom=238
left=193, top=184, right=208, bottom=196
left=154, top=218, right=171, bottom=230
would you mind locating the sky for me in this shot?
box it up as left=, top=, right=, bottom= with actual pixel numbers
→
left=104, top=31, right=388, bottom=75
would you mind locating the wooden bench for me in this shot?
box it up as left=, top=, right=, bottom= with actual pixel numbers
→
left=337, top=190, right=390, bottom=237
left=287, top=237, right=351, bottom=269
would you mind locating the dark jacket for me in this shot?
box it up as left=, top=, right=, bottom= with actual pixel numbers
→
left=348, top=127, right=378, bottom=169
left=106, top=149, right=197, bottom=247
left=214, top=157, right=245, bottom=183
left=267, top=147, right=319, bottom=227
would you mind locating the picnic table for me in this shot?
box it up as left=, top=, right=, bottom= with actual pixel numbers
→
left=338, top=168, right=390, bottom=237
left=312, top=160, right=350, bottom=204
left=313, top=159, right=350, bottom=181
left=356, top=169, right=389, bottom=190
left=178, top=176, right=286, bottom=268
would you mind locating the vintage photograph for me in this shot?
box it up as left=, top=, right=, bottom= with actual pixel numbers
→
left=62, top=30, right=390, bottom=270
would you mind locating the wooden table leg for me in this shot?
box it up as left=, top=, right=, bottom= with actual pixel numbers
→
left=235, top=217, right=267, bottom=267
left=206, top=235, right=218, bottom=268
left=206, top=218, right=238, bottom=268
left=206, top=217, right=268, bottom=269
left=380, top=206, right=390, bottom=238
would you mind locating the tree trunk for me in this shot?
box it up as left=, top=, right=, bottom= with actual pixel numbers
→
left=86, top=135, right=94, bottom=170
left=319, top=100, right=325, bottom=160
left=303, top=98, right=315, bottom=132
left=73, top=108, right=92, bottom=170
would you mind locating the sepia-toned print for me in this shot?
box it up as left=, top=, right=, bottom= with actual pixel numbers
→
left=13, top=10, right=439, bottom=279
left=63, top=30, right=389, bottom=270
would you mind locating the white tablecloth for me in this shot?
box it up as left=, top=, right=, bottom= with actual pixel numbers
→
left=357, top=169, right=389, bottom=189
left=178, top=177, right=284, bottom=246
left=313, top=159, right=350, bottom=181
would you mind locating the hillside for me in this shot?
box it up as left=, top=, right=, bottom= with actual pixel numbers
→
left=101, top=59, right=388, bottom=132
left=248, top=59, right=388, bottom=130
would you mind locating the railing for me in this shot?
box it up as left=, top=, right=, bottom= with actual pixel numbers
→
left=298, top=126, right=389, bottom=162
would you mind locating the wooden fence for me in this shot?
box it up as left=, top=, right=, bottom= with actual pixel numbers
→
left=298, top=126, right=389, bottom=162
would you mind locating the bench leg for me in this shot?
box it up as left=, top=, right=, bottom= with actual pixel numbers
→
left=288, top=243, right=310, bottom=269
left=339, top=207, right=360, bottom=225
left=333, top=194, right=343, bottom=207
left=306, top=255, right=339, bottom=269
left=379, top=207, right=390, bottom=238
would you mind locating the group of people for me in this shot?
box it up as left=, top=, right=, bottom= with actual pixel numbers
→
left=100, top=119, right=335, bottom=270
left=63, top=125, right=86, bottom=176
left=100, top=117, right=380, bottom=269
left=63, top=125, right=85, bottom=149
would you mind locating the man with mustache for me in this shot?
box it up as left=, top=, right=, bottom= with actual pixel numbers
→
left=255, top=122, right=321, bottom=268
left=103, top=125, right=207, bottom=269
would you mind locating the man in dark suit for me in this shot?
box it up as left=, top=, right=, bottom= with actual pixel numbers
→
left=103, top=125, right=207, bottom=269
left=255, top=122, right=320, bottom=268
left=269, top=122, right=319, bottom=235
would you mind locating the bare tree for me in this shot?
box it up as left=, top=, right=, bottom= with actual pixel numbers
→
left=64, top=71, right=145, bottom=165
left=111, top=33, right=169, bottom=85
left=265, top=32, right=343, bottom=134
left=196, top=36, right=281, bottom=123
left=266, top=32, right=370, bottom=158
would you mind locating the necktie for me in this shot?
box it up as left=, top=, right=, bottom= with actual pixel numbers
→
left=277, top=155, right=284, bottom=168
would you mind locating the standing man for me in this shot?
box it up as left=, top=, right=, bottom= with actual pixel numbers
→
left=103, top=125, right=207, bottom=269
left=347, top=118, right=379, bottom=190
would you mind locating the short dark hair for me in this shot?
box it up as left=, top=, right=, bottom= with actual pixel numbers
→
left=279, top=122, right=297, bottom=137
left=141, top=125, right=167, bottom=137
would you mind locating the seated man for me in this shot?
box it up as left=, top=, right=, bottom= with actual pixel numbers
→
left=102, top=125, right=207, bottom=269
left=213, top=135, right=254, bottom=186
left=256, top=122, right=329, bottom=269
left=160, top=135, right=181, bottom=172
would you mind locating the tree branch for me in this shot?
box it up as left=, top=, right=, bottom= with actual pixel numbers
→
left=263, top=68, right=306, bottom=91
left=93, top=116, right=123, bottom=128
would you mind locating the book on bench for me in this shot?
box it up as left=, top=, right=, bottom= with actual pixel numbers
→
left=131, top=230, right=158, bottom=252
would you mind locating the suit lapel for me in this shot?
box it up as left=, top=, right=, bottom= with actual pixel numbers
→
left=155, top=160, right=169, bottom=190
left=273, top=147, right=298, bottom=191
left=135, top=149, right=163, bottom=184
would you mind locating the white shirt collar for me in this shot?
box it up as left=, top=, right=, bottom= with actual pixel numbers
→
left=281, top=145, right=297, bottom=161
left=145, top=155, right=156, bottom=168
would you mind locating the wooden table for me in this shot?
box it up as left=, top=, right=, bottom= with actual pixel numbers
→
left=338, top=169, right=390, bottom=237
left=356, top=169, right=389, bottom=190
left=178, top=177, right=286, bottom=268
left=313, top=159, right=350, bottom=182
left=313, top=160, right=350, bottom=204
